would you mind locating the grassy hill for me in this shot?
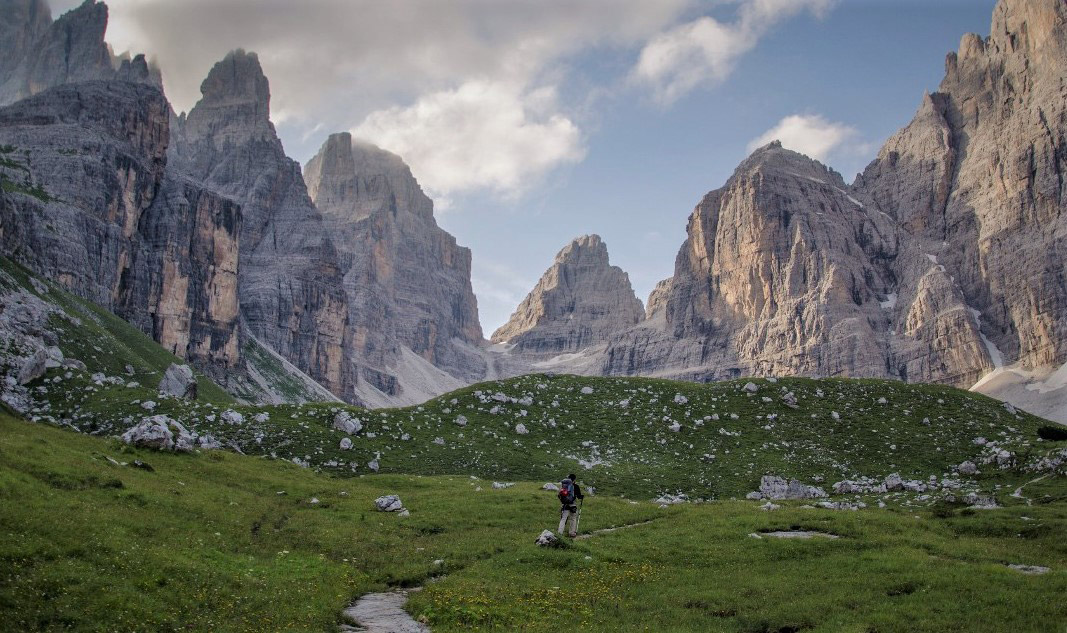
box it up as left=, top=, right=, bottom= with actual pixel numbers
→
left=1, top=410, right=1064, bottom=632
left=30, top=368, right=1059, bottom=501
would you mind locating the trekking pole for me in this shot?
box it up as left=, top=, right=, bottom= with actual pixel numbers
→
left=575, top=498, right=583, bottom=534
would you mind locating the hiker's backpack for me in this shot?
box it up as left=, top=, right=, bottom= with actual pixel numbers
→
left=558, top=479, right=575, bottom=505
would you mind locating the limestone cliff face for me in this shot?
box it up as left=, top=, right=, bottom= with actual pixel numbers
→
left=0, top=1, right=161, bottom=107
left=171, top=51, right=352, bottom=398
left=303, top=132, right=485, bottom=397
left=491, top=234, right=643, bottom=354
left=0, top=81, right=242, bottom=374
left=856, top=0, right=1067, bottom=379
left=594, top=0, right=1066, bottom=391
left=598, top=144, right=894, bottom=380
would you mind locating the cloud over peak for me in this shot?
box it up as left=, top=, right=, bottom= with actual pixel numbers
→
left=352, top=80, right=586, bottom=201
left=747, top=113, right=858, bottom=162
left=633, top=0, right=836, bottom=104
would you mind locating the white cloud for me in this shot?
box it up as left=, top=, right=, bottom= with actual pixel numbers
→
left=634, top=0, right=836, bottom=104
left=58, top=0, right=688, bottom=197
left=80, top=0, right=686, bottom=131
left=352, top=80, right=586, bottom=199
left=747, top=113, right=858, bottom=161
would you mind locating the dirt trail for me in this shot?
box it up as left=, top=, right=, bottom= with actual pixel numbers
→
left=1011, top=474, right=1051, bottom=505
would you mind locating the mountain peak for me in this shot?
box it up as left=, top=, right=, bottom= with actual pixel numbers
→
left=305, top=133, right=434, bottom=222
left=198, top=49, right=270, bottom=111
left=555, top=234, right=607, bottom=264
left=491, top=234, right=643, bottom=352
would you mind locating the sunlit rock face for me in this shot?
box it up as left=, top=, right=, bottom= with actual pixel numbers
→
left=598, top=0, right=1067, bottom=390
left=0, top=80, right=242, bottom=376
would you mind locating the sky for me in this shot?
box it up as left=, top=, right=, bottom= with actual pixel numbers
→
left=51, top=0, right=1000, bottom=336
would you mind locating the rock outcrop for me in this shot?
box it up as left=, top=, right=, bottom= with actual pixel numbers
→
left=0, top=1, right=161, bottom=107
left=303, top=132, right=485, bottom=402
left=644, top=278, right=672, bottom=320
left=856, top=0, right=1067, bottom=381
left=491, top=235, right=643, bottom=354
left=584, top=0, right=1067, bottom=397
left=595, top=144, right=895, bottom=381
left=171, top=50, right=353, bottom=398
left=0, top=81, right=242, bottom=375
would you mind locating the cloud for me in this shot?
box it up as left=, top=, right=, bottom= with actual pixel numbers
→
left=747, top=113, right=858, bottom=162
left=57, top=0, right=688, bottom=197
left=634, top=0, right=836, bottom=104
left=352, top=80, right=586, bottom=200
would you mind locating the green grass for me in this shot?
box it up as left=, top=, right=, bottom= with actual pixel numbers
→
left=1, top=411, right=1064, bottom=632
left=0, top=412, right=655, bottom=632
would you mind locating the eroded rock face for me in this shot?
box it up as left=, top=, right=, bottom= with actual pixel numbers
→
left=491, top=234, right=643, bottom=354
left=171, top=50, right=352, bottom=398
left=0, top=1, right=161, bottom=106
left=303, top=132, right=485, bottom=397
left=644, top=278, right=672, bottom=320
left=856, top=0, right=1067, bottom=379
left=0, top=81, right=242, bottom=375
left=591, top=0, right=1067, bottom=393
left=597, top=144, right=894, bottom=381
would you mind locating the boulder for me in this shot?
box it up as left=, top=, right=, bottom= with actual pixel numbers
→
left=17, top=349, right=48, bottom=385
left=339, top=437, right=353, bottom=450
left=758, top=475, right=827, bottom=500
left=158, top=363, right=198, bottom=399
left=374, top=495, right=404, bottom=512
left=535, top=530, right=559, bottom=547
left=121, top=415, right=197, bottom=453
left=958, top=461, right=978, bottom=475
left=121, top=416, right=174, bottom=451
left=884, top=473, right=904, bottom=492
left=542, top=482, right=559, bottom=491
left=334, top=411, right=363, bottom=435
left=44, top=346, right=64, bottom=368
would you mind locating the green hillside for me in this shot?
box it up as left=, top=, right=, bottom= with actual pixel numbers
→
left=31, top=368, right=1058, bottom=501
left=1, top=411, right=1064, bottom=632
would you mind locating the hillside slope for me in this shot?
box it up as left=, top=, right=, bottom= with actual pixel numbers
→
left=1, top=409, right=1064, bottom=632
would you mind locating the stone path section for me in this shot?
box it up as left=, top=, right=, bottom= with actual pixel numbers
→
left=339, top=589, right=429, bottom=633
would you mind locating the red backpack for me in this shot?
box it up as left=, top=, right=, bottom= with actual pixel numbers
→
left=558, top=479, right=575, bottom=505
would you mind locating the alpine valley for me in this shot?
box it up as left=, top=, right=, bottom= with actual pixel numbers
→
left=1, top=2, right=1067, bottom=631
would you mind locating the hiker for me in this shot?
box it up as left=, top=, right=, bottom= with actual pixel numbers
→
left=557, top=473, right=584, bottom=537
